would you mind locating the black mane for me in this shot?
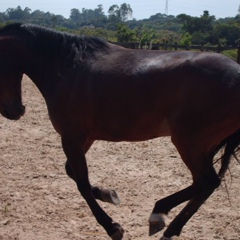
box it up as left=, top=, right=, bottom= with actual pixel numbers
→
left=0, top=23, right=109, bottom=69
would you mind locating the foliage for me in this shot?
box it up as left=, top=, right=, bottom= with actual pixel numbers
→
left=214, top=22, right=240, bottom=45
left=116, top=23, right=136, bottom=42
left=177, top=11, right=216, bottom=45
left=222, top=49, right=237, bottom=60
left=108, top=3, right=132, bottom=23
left=107, top=3, right=133, bottom=30
left=179, top=32, right=192, bottom=46
left=1, top=4, right=240, bottom=49
left=135, top=27, right=156, bottom=45
left=69, top=5, right=107, bottom=28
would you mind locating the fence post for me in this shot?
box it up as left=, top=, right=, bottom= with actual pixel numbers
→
left=174, top=43, right=178, bottom=51
left=216, top=44, right=221, bottom=53
left=237, top=45, right=240, bottom=64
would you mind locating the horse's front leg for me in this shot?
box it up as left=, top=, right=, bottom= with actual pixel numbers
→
left=61, top=136, right=124, bottom=240
left=65, top=160, right=120, bottom=205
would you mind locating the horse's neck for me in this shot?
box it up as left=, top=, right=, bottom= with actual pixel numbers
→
left=27, top=73, right=55, bottom=103
left=26, top=60, right=55, bottom=98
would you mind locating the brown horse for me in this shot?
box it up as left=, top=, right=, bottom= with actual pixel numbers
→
left=0, top=23, right=240, bottom=240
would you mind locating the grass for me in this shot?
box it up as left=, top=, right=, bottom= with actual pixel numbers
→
left=222, top=49, right=238, bottom=61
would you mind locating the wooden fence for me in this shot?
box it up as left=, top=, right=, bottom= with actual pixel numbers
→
left=114, top=42, right=240, bottom=63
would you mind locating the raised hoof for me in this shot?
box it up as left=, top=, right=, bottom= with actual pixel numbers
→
left=149, top=213, right=167, bottom=236
left=110, top=223, right=124, bottom=240
left=101, top=189, right=121, bottom=205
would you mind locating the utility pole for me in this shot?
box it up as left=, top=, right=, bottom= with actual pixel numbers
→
left=165, top=0, right=168, bottom=15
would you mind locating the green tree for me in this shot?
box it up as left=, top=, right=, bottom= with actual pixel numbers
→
left=108, top=3, right=132, bottom=23
left=119, top=3, right=133, bottom=22
left=135, top=27, right=156, bottom=47
left=31, top=10, right=46, bottom=22
left=116, top=23, right=136, bottom=42
left=70, top=5, right=106, bottom=28
left=177, top=11, right=215, bottom=44
left=6, top=6, right=31, bottom=21
left=78, top=27, right=109, bottom=39
left=156, top=30, right=181, bottom=45
left=179, top=32, right=192, bottom=46
left=214, top=22, right=240, bottom=45
left=0, top=12, right=6, bottom=22
left=70, top=8, right=80, bottom=21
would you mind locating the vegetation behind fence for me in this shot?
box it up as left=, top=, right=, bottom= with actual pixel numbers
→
left=114, top=42, right=240, bottom=63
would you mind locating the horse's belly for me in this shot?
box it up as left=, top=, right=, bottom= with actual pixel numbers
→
left=95, top=118, right=171, bottom=142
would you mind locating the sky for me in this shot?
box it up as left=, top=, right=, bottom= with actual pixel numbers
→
left=1, top=0, right=240, bottom=20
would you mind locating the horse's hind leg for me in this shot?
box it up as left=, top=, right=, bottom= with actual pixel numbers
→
left=149, top=184, right=197, bottom=236
left=149, top=138, right=220, bottom=239
left=62, top=136, right=124, bottom=240
left=163, top=183, right=216, bottom=238
left=65, top=160, right=120, bottom=205
left=158, top=165, right=220, bottom=239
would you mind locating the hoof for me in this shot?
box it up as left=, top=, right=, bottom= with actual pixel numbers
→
left=160, top=235, right=172, bottom=240
left=101, top=189, right=121, bottom=205
left=110, top=223, right=124, bottom=240
left=149, top=213, right=167, bottom=236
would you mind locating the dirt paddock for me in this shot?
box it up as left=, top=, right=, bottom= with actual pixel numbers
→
left=0, top=76, right=240, bottom=240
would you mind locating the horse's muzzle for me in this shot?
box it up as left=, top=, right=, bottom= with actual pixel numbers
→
left=1, top=104, right=25, bottom=120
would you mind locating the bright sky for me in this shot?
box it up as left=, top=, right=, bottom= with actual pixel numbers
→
left=1, top=0, right=240, bottom=20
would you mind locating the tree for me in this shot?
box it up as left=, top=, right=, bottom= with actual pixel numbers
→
left=179, top=32, right=192, bottom=46
left=200, top=11, right=215, bottom=32
left=214, top=22, right=240, bottom=45
left=0, top=12, right=7, bottom=22
left=135, top=27, right=156, bottom=47
left=108, top=3, right=133, bottom=23
left=177, top=11, right=215, bottom=34
left=119, top=3, right=133, bottom=22
left=107, top=5, right=120, bottom=29
left=70, top=8, right=80, bottom=21
left=69, top=5, right=107, bottom=28
left=6, top=6, right=31, bottom=21
left=95, top=4, right=104, bottom=17
left=78, top=27, right=109, bottom=39
left=177, top=11, right=215, bottom=45
left=156, top=30, right=181, bottom=45
left=92, top=5, right=107, bottom=27
left=116, top=23, right=136, bottom=42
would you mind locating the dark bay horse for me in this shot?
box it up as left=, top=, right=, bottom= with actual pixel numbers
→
left=1, top=23, right=240, bottom=240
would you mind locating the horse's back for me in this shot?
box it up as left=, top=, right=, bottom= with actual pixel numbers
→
left=84, top=49, right=240, bottom=144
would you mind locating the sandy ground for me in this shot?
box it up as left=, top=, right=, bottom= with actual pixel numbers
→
left=0, top=76, right=240, bottom=240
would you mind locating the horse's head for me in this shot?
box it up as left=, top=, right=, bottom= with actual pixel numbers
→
left=0, top=69, right=25, bottom=120
left=0, top=25, right=26, bottom=120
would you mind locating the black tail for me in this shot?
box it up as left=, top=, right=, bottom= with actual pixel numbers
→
left=213, top=129, right=240, bottom=179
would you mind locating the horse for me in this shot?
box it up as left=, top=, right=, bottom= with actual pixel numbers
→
left=0, top=23, right=240, bottom=240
